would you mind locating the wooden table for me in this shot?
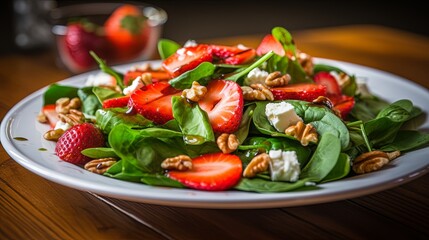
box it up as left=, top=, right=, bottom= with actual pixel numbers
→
left=1, top=25, right=428, bottom=239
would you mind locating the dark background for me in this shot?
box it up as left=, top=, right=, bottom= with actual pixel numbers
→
left=1, top=0, right=428, bottom=54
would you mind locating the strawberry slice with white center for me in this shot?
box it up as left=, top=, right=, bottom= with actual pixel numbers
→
left=42, top=104, right=59, bottom=128
left=256, top=34, right=285, bottom=57
left=313, top=71, right=342, bottom=96
left=198, top=80, right=243, bottom=133
left=167, top=152, right=242, bottom=191
left=270, top=83, right=327, bottom=102
left=129, top=81, right=180, bottom=124
left=210, top=45, right=256, bottom=65
left=162, top=44, right=213, bottom=77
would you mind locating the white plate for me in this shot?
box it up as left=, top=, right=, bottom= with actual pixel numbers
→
left=1, top=59, right=429, bottom=209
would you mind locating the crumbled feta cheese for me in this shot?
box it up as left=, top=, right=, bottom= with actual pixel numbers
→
left=123, top=76, right=144, bottom=95
left=269, top=150, right=301, bottom=182
left=183, top=39, right=198, bottom=47
left=85, top=72, right=116, bottom=87
left=265, top=102, right=302, bottom=132
left=243, top=67, right=269, bottom=86
left=54, top=120, right=71, bottom=131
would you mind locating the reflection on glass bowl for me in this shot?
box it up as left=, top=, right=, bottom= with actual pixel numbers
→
left=50, top=2, right=167, bottom=74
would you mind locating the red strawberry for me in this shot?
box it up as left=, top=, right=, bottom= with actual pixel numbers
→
left=102, top=95, right=130, bottom=109
left=55, top=123, right=105, bottom=165
left=123, top=70, right=171, bottom=86
left=210, top=45, right=248, bottom=59
left=42, top=104, right=59, bottom=128
left=256, top=34, right=285, bottom=57
left=270, top=83, right=327, bottom=102
left=129, top=82, right=181, bottom=124
left=138, top=92, right=181, bottom=124
left=313, top=72, right=342, bottom=96
left=104, top=4, right=148, bottom=60
left=331, top=95, right=355, bottom=119
left=64, top=23, right=110, bottom=72
left=198, top=80, right=243, bottom=133
left=222, top=49, right=256, bottom=65
left=162, top=44, right=213, bottom=77
left=167, top=152, right=242, bottom=191
left=209, top=44, right=256, bottom=65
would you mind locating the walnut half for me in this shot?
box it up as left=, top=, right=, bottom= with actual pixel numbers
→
left=285, top=121, right=318, bottom=146
left=217, top=133, right=239, bottom=154
left=84, top=158, right=117, bottom=174
left=161, top=155, right=193, bottom=171
left=352, top=150, right=401, bottom=174
left=243, top=153, right=270, bottom=178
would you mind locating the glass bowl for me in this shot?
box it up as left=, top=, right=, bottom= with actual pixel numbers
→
left=49, top=2, right=167, bottom=73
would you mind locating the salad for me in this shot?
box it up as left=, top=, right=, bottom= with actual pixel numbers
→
left=38, top=26, right=429, bottom=193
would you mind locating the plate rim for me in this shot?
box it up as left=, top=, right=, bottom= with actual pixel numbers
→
left=1, top=58, right=429, bottom=209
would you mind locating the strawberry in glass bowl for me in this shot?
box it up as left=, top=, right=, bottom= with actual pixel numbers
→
left=50, top=2, right=167, bottom=73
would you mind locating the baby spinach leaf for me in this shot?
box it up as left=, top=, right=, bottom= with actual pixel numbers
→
left=169, top=62, right=216, bottom=89
left=138, top=128, right=183, bottom=138
left=81, top=147, right=118, bottom=159
left=109, top=124, right=185, bottom=173
left=96, top=108, right=152, bottom=134
left=140, top=174, right=185, bottom=188
left=104, top=160, right=147, bottom=182
left=266, top=54, right=288, bottom=74
left=287, top=58, right=312, bottom=83
left=157, top=38, right=180, bottom=59
left=172, top=96, right=215, bottom=144
left=234, top=104, right=256, bottom=144
left=313, top=64, right=344, bottom=74
left=380, top=130, right=429, bottom=152
left=350, top=96, right=390, bottom=122
left=43, top=84, right=78, bottom=106
left=272, top=26, right=296, bottom=55
left=93, top=86, right=123, bottom=103
left=77, top=87, right=102, bottom=116
left=300, top=133, right=341, bottom=182
left=288, top=100, right=350, bottom=150
left=321, top=153, right=350, bottom=183
left=90, top=51, right=124, bottom=89
left=234, top=177, right=309, bottom=193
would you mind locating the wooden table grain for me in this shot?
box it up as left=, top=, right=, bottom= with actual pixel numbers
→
left=1, top=25, right=428, bottom=239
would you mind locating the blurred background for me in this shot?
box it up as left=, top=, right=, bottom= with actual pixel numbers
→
left=1, top=0, right=428, bottom=54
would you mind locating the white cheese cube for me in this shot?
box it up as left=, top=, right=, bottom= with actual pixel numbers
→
left=265, top=101, right=302, bottom=132
left=269, top=150, right=301, bottom=182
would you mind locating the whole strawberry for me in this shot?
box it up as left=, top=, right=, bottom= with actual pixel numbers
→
left=64, top=22, right=111, bottom=71
left=55, top=123, right=105, bottom=165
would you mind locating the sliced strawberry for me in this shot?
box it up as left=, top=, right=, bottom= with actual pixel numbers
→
left=138, top=92, right=181, bottom=124
left=42, top=104, right=59, bottom=128
left=167, top=152, right=242, bottom=191
left=222, top=48, right=256, bottom=65
left=256, top=34, right=285, bottom=57
left=123, top=70, right=171, bottom=86
left=102, top=95, right=130, bottom=109
left=209, top=44, right=249, bottom=58
left=129, top=81, right=181, bottom=124
left=162, top=44, right=213, bottom=77
left=270, top=83, right=327, bottom=102
left=331, top=95, right=355, bottom=119
left=198, top=80, right=243, bottom=133
left=313, top=72, right=342, bottom=96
